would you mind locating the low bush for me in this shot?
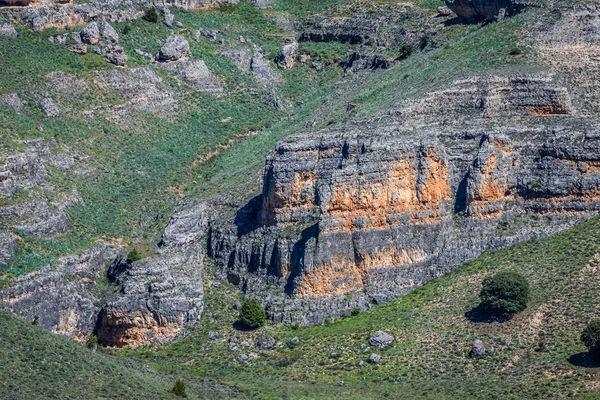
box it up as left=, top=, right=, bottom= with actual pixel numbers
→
left=582, top=320, right=600, bottom=358
left=480, top=271, right=530, bottom=316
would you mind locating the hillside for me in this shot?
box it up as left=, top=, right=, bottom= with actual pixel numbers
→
left=3, top=0, right=600, bottom=398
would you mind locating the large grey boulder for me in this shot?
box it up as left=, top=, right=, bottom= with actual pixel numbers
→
left=158, top=35, right=190, bottom=61
left=275, top=41, right=298, bottom=70
left=98, top=21, right=119, bottom=44
left=80, top=21, right=100, bottom=45
left=160, top=202, right=210, bottom=247
left=0, top=21, right=18, bottom=38
left=445, top=0, right=526, bottom=22
left=0, top=93, right=24, bottom=114
left=369, top=331, right=394, bottom=349
left=469, top=340, right=486, bottom=358
left=38, top=97, right=60, bottom=117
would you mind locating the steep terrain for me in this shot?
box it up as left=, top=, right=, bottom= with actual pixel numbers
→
left=3, top=0, right=600, bottom=398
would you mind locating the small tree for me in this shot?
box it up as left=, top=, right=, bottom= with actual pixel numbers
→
left=143, top=6, right=159, bottom=23
left=126, top=248, right=142, bottom=263
left=582, top=320, right=600, bottom=359
left=170, top=378, right=188, bottom=398
left=239, top=299, right=266, bottom=329
left=480, top=271, right=530, bottom=317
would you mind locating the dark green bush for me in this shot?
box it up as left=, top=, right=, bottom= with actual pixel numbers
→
left=398, top=43, right=415, bottom=60
left=351, top=307, right=361, bottom=316
left=582, top=320, right=600, bottom=358
left=509, top=47, right=523, bottom=55
left=126, top=249, right=142, bottom=263
left=480, top=271, right=530, bottom=316
left=239, top=299, right=266, bottom=329
left=143, top=7, right=159, bottom=23
left=170, top=378, right=187, bottom=398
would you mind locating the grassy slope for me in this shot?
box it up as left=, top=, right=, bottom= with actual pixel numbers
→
left=4, top=215, right=600, bottom=399
left=122, top=216, right=600, bottom=399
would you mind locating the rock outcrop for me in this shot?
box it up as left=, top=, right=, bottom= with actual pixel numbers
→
left=445, top=0, right=527, bottom=21
left=209, top=75, right=600, bottom=326
left=161, top=60, right=224, bottom=96
left=158, top=35, right=190, bottom=62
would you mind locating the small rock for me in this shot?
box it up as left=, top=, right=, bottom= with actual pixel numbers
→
left=71, top=31, right=82, bottom=43
left=337, top=381, right=344, bottom=387
left=80, top=21, right=100, bottom=45
left=0, top=21, right=18, bottom=38
left=437, top=6, right=453, bottom=16
left=360, top=343, right=368, bottom=351
left=290, top=337, right=300, bottom=345
left=38, top=98, right=59, bottom=117
left=49, top=34, right=67, bottom=44
left=174, top=21, right=184, bottom=28
left=311, top=62, right=323, bottom=71
left=68, top=44, right=88, bottom=55
left=99, top=21, right=118, bottom=44
left=358, top=361, right=365, bottom=367
left=134, top=49, right=155, bottom=61
left=299, top=54, right=309, bottom=63
left=158, top=35, right=190, bottom=62
left=257, top=336, right=276, bottom=350
left=368, top=331, right=394, bottom=349
left=164, top=9, right=175, bottom=28
left=233, top=301, right=241, bottom=311
left=83, top=110, right=94, bottom=119
left=228, top=342, right=238, bottom=352
left=275, top=41, right=298, bottom=69
left=212, top=282, right=222, bottom=288
left=106, top=53, right=127, bottom=66
left=208, top=331, right=219, bottom=340
left=469, top=340, right=486, bottom=358
left=251, top=0, right=275, bottom=9
left=237, top=354, right=248, bottom=362
left=487, top=346, right=494, bottom=354
left=368, top=353, right=381, bottom=364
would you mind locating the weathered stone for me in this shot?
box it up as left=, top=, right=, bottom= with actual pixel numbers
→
left=38, top=97, right=60, bottom=117
left=237, top=354, right=248, bottom=361
left=368, top=354, right=381, bottom=364
left=80, top=21, right=100, bottom=45
left=220, top=49, right=252, bottom=72
left=208, top=331, right=219, bottom=340
left=161, top=60, right=224, bottom=96
left=469, top=340, right=486, bottom=358
left=368, top=331, right=394, bottom=349
left=68, top=43, right=88, bottom=54
left=275, top=41, right=298, bottom=70
left=0, top=21, right=18, bottom=38
left=106, top=53, right=128, bottom=66
left=251, top=0, right=275, bottom=9
left=158, top=35, right=190, bottom=61
left=134, top=48, right=155, bottom=61
left=46, top=71, right=90, bottom=99
left=290, top=336, right=300, bottom=345
left=0, top=93, right=24, bottom=114
left=437, top=6, right=454, bottom=16
left=251, top=53, right=280, bottom=86
left=161, top=202, right=210, bottom=247
left=98, top=21, right=119, bottom=43
left=257, top=336, right=276, bottom=350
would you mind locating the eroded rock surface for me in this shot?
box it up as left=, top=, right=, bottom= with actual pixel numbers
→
left=209, top=75, right=600, bottom=326
left=445, top=0, right=527, bottom=21
left=161, top=60, right=224, bottom=96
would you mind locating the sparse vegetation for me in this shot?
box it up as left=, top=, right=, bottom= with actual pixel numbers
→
left=126, top=249, right=142, bottom=263
left=480, top=271, right=530, bottom=316
left=239, top=299, right=266, bottom=329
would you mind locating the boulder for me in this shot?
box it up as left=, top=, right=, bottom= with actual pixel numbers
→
left=251, top=0, right=275, bottom=9
left=98, top=21, right=119, bottom=44
left=158, top=35, right=190, bottom=61
left=257, top=336, right=276, bottom=350
left=368, top=331, right=394, bottom=349
left=106, top=53, right=128, bottom=67
left=163, top=8, right=175, bottom=27
left=445, top=0, right=525, bottom=22
left=208, top=331, right=219, bottom=340
left=68, top=43, right=88, bottom=54
left=80, top=21, right=100, bottom=45
left=469, top=339, right=486, bottom=358
left=437, top=6, right=454, bottom=16
left=161, top=60, right=224, bottom=97
left=250, top=53, right=281, bottom=85
left=237, top=354, right=248, bottom=362
left=0, top=21, right=18, bottom=38
left=161, top=203, right=210, bottom=247
left=368, top=353, right=381, bottom=364
left=275, top=41, right=298, bottom=70
left=38, top=98, right=60, bottom=117
left=0, top=93, right=25, bottom=114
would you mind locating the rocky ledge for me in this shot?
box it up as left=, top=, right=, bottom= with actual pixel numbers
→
left=209, top=75, right=600, bottom=326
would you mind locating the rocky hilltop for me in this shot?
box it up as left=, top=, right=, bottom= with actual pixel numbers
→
left=209, top=73, right=600, bottom=325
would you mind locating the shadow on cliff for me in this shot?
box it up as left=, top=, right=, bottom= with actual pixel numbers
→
left=234, top=195, right=263, bottom=237
left=465, top=304, right=512, bottom=323
left=568, top=352, right=600, bottom=369
left=284, top=223, right=319, bottom=296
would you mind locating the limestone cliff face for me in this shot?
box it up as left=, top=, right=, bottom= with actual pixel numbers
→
left=209, top=75, right=600, bottom=326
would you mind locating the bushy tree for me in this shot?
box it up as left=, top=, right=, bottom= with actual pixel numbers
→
left=480, top=271, right=530, bottom=316
left=126, top=248, right=142, bottom=263
left=582, top=320, right=600, bottom=358
left=170, top=378, right=188, bottom=398
left=143, top=7, right=159, bottom=23
left=239, top=299, right=266, bottom=329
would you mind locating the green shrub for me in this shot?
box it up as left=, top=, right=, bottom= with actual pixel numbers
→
left=122, top=25, right=132, bottom=35
left=582, top=320, right=600, bottom=358
left=398, top=43, right=415, bottom=60
left=87, top=333, right=98, bottom=351
left=126, top=249, right=142, bottom=263
left=480, top=271, right=530, bottom=316
left=170, top=378, right=188, bottom=398
left=239, top=299, right=266, bottom=329
left=143, top=7, right=159, bottom=23
left=509, top=47, right=523, bottom=55
left=351, top=307, right=361, bottom=316
left=291, top=322, right=300, bottom=330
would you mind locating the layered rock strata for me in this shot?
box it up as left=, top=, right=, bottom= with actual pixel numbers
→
left=209, top=75, right=600, bottom=326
